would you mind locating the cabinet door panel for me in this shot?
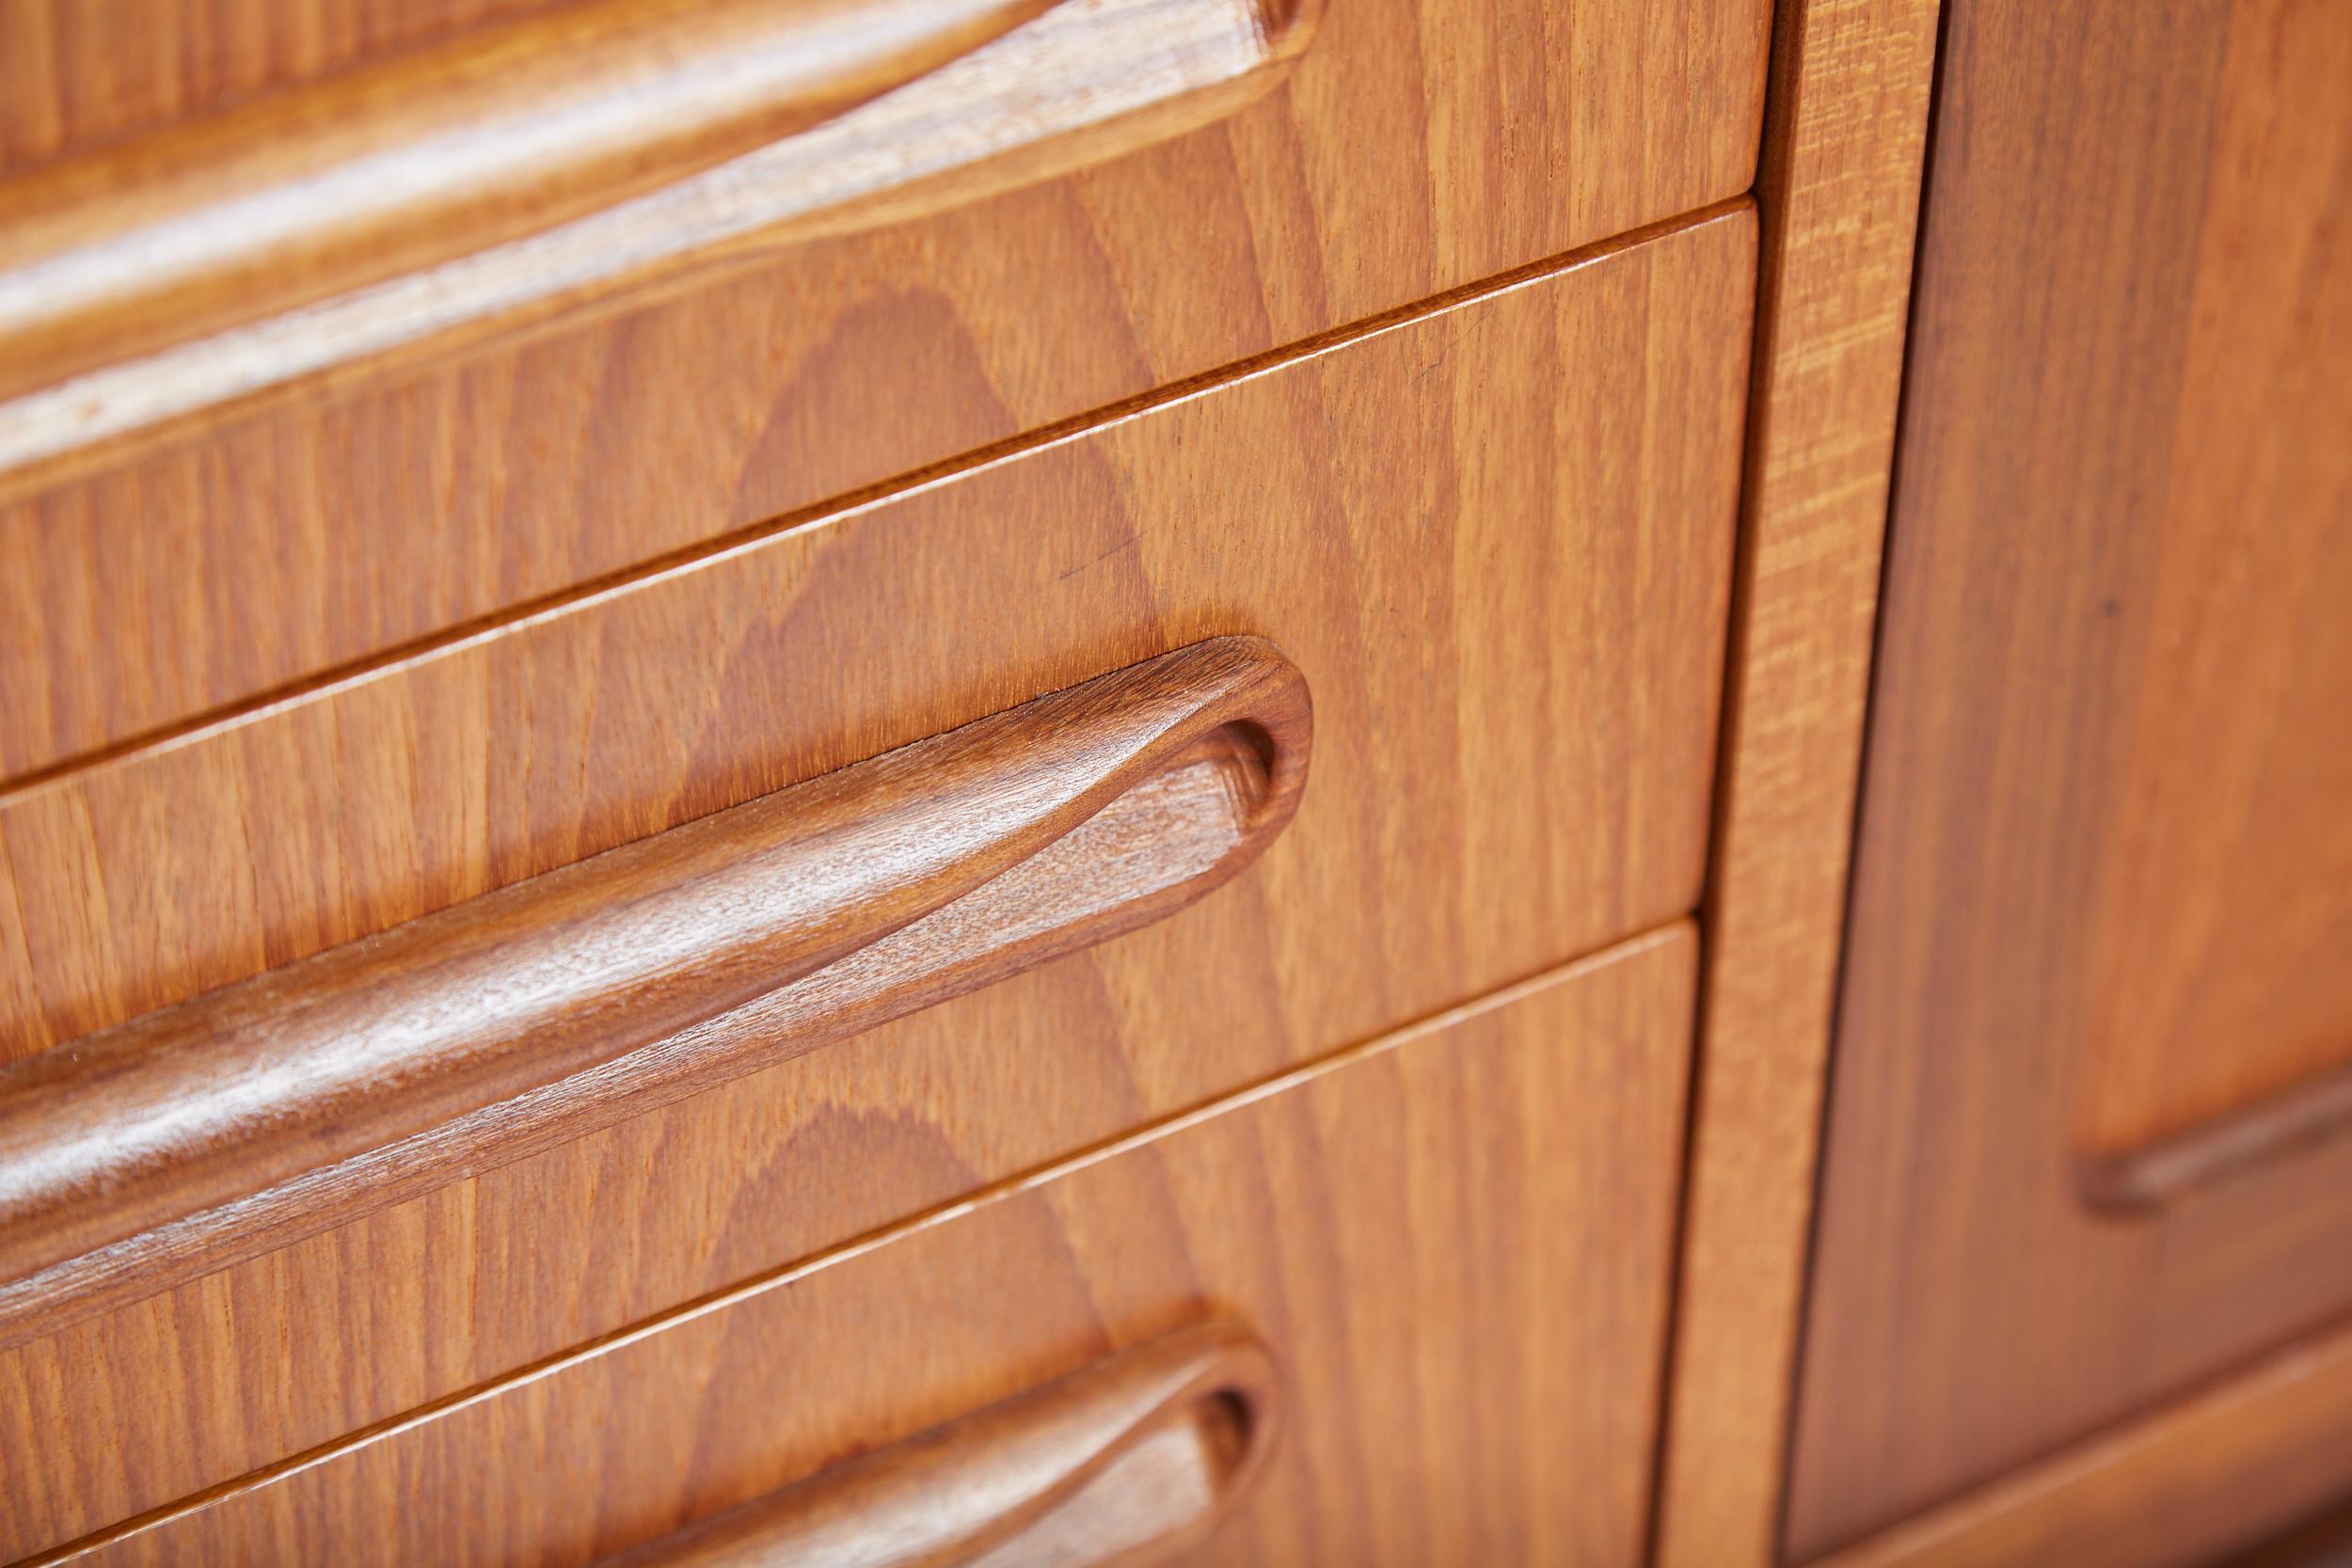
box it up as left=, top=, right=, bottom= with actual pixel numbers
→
left=1789, top=0, right=2352, bottom=1556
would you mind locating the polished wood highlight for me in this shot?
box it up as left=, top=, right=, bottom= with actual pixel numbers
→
left=0, top=0, right=1770, bottom=779
left=0, top=214, right=1746, bottom=1064
left=0, top=638, right=1307, bottom=1322
left=1809, top=1320, right=2352, bottom=1568
left=0, top=0, right=1325, bottom=492
left=0, top=0, right=570, bottom=169
left=1789, top=0, right=2352, bottom=1555
left=0, top=0, right=1051, bottom=405
left=0, top=219, right=1751, bottom=1560
left=1650, top=0, right=1940, bottom=1562
left=37, top=930, right=1696, bottom=1568
left=596, top=1322, right=1278, bottom=1568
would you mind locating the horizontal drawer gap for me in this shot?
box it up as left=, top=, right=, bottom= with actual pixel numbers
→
left=0, top=197, right=1748, bottom=806
left=18, top=923, right=1688, bottom=1568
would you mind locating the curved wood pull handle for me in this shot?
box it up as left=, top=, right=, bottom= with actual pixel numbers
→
left=2076, top=1060, right=2352, bottom=1213
left=0, top=638, right=1310, bottom=1339
left=0, top=0, right=1053, bottom=406
left=598, top=1323, right=1281, bottom=1568
left=0, top=0, right=1327, bottom=499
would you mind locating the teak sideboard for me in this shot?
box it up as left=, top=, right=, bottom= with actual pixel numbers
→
left=0, top=0, right=2344, bottom=1564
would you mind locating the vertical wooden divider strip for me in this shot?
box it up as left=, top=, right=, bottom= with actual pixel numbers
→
left=1653, top=1, right=1941, bottom=1563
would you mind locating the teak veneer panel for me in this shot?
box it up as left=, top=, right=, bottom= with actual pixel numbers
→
left=34, top=927, right=1698, bottom=1568
left=0, top=0, right=1770, bottom=779
left=0, top=639, right=1309, bottom=1316
left=1648, top=0, right=1938, bottom=1562
left=0, top=0, right=577, bottom=170
left=0, top=213, right=1751, bottom=1063
left=0, top=217, right=1751, bottom=1559
left=1812, top=1318, right=2352, bottom=1568
left=0, top=0, right=1324, bottom=483
left=0, top=0, right=1068, bottom=410
left=1790, top=0, right=2352, bottom=1556
left=2063, top=7, right=2352, bottom=1164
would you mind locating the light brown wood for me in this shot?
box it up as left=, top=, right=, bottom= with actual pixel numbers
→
left=1789, top=0, right=2352, bottom=1556
left=2063, top=0, right=2352, bottom=1164
left=1649, top=1, right=1940, bottom=1563
left=0, top=0, right=1055, bottom=404
left=0, top=215, right=1753, bottom=1560
left=0, top=637, right=1307, bottom=1325
left=0, top=0, right=1326, bottom=492
left=1809, top=1320, right=2352, bottom=1568
left=0, top=213, right=1749, bottom=1063
left=2082, top=1061, right=2352, bottom=1212
left=596, top=1321, right=1278, bottom=1568
left=28, top=928, right=1697, bottom=1568
left=0, top=0, right=1770, bottom=781
left=0, top=0, right=574, bottom=170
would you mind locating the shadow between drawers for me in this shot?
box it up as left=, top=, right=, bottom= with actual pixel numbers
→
left=0, top=637, right=1308, bottom=1350
left=11, top=925, right=1686, bottom=1568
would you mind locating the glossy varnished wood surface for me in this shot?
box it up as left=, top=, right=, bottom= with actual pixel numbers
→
left=1648, top=0, right=1939, bottom=1562
left=592, top=1321, right=1281, bottom=1568
left=1813, top=1320, right=2352, bottom=1568
left=40, top=927, right=1697, bottom=1568
left=0, top=0, right=1769, bottom=780
left=1789, top=0, right=2352, bottom=1556
left=2062, top=6, right=2352, bottom=1167
left=0, top=0, right=1327, bottom=489
left=0, top=0, right=1056, bottom=402
left=0, top=639, right=1307, bottom=1335
left=0, top=216, right=1752, bottom=1559
left=0, top=213, right=1749, bottom=1063
left=0, top=0, right=571, bottom=169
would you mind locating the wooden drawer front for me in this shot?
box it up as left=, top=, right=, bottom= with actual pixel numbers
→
left=0, top=0, right=1769, bottom=779
left=54, top=928, right=1696, bottom=1568
left=0, top=211, right=1751, bottom=1558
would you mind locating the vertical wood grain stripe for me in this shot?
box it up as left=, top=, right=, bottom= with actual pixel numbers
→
left=1652, top=1, right=1941, bottom=1563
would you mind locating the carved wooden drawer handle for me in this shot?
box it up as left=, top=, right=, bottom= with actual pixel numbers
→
left=0, top=637, right=1311, bottom=1345
left=596, top=1323, right=1281, bottom=1568
left=0, top=0, right=1054, bottom=406
left=0, top=0, right=1327, bottom=497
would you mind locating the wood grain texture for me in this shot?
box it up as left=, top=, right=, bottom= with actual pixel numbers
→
left=2085, top=1064, right=2352, bottom=1212
left=0, top=0, right=1770, bottom=780
left=0, top=0, right=1324, bottom=488
left=1649, top=0, right=1939, bottom=1563
left=1789, top=0, right=2352, bottom=1555
left=0, top=0, right=1056, bottom=403
left=595, top=1321, right=1278, bottom=1568
left=0, top=0, right=575, bottom=171
left=0, top=637, right=1308, bottom=1323
left=2063, top=0, right=2352, bottom=1163
left=31, top=928, right=1698, bottom=1568
left=0, top=218, right=1752, bottom=1560
left=1809, top=1320, right=2352, bottom=1568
